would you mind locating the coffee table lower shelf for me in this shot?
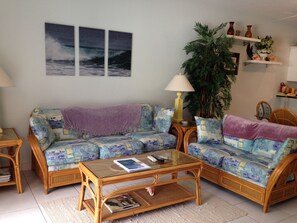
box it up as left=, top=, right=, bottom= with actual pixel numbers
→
left=82, top=183, right=196, bottom=222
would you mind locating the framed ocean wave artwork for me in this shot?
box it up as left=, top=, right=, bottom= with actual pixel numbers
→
left=79, top=27, right=105, bottom=76
left=108, top=30, right=132, bottom=77
left=45, top=23, right=75, bottom=76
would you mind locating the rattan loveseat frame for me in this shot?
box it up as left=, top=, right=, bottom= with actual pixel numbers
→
left=184, top=128, right=297, bottom=213
left=28, top=125, right=183, bottom=194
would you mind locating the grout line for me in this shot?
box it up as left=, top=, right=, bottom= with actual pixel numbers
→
left=22, top=170, right=49, bottom=223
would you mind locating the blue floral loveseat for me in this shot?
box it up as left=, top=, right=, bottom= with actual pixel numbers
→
left=184, top=114, right=297, bottom=212
left=28, top=104, right=181, bottom=194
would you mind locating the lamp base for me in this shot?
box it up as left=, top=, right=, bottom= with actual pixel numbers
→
left=173, top=92, right=183, bottom=123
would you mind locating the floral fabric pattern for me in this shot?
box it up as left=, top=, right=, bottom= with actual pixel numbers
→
left=153, top=105, right=174, bottom=133
left=30, top=116, right=56, bottom=151
left=88, top=136, right=144, bottom=159
left=188, top=142, right=246, bottom=167
left=126, top=131, right=176, bottom=152
left=137, top=104, right=153, bottom=131
left=224, top=136, right=254, bottom=153
left=270, top=139, right=297, bottom=169
left=195, top=116, right=223, bottom=144
left=48, top=163, right=79, bottom=172
left=32, top=108, right=80, bottom=140
left=252, top=139, right=283, bottom=159
left=222, top=154, right=273, bottom=187
left=44, top=139, right=99, bottom=166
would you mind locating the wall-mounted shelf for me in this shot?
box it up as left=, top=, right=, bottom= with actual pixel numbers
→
left=227, top=35, right=260, bottom=45
left=244, top=60, right=282, bottom=66
left=276, top=92, right=297, bottom=99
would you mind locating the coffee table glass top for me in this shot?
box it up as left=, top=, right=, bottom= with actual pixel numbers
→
left=82, top=150, right=199, bottom=179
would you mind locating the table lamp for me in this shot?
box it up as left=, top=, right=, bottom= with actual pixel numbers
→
left=0, top=67, right=14, bottom=133
left=165, top=73, right=194, bottom=123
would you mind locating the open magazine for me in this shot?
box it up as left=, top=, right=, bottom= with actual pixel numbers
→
left=104, top=194, right=140, bottom=213
left=113, top=157, right=151, bottom=173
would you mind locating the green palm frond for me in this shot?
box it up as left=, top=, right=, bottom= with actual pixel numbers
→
left=182, top=22, right=236, bottom=119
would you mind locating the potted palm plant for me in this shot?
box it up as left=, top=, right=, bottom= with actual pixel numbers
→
left=182, top=22, right=236, bottom=119
left=255, top=36, right=274, bottom=60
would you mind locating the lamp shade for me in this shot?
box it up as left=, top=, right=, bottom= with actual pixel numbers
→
left=165, top=73, right=194, bottom=92
left=0, top=67, right=14, bottom=87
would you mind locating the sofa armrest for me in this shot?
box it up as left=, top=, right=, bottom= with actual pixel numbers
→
left=169, top=124, right=183, bottom=151
left=28, top=127, right=49, bottom=193
left=183, top=128, right=197, bottom=154
left=264, top=153, right=297, bottom=212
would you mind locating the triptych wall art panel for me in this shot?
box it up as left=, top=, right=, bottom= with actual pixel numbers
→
left=45, top=23, right=75, bottom=76
left=44, top=23, right=132, bottom=77
left=108, top=31, right=132, bottom=77
left=79, top=27, right=105, bottom=76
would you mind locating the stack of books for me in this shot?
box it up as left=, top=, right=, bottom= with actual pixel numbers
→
left=0, top=168, right=11, bottom=183
left=104, top=194, right=140, bottom=213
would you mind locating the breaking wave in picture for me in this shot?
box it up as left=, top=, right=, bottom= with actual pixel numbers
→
left=79, top=46, right=104, bottom=76
left=108, top=49, right=131, bottom=77
left=45, top=34, right=75, bottom=76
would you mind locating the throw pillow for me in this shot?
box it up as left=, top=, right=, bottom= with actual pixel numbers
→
left=195, top=116, right=223, bottom=144
left=153, top=105, right=174, bottom=133
left=30, top=116, right=56, bottom=151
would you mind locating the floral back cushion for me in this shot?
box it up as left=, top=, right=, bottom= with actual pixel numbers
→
left=30, top=116, right=56, bottom=151
left=195, top=116, right=223, bottom=144
left=153, top=105, right=174, bottom=133
left=137, top=104, right=153, bottom=131
left=31, top=108, right=79, bottom=140
left=252, top=139, right=283, bottom=159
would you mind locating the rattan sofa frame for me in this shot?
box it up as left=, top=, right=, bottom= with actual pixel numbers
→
left=184, top=127, right=297, bottom=213
left=28, top=125, right=182, bottom=194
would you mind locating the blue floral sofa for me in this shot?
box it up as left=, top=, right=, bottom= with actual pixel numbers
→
left=184, top=114, right=297, bottom=212
left=28, top=104, right=182, bottom=194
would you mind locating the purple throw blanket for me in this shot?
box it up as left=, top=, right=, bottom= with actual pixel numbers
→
left=62, top=104, right=141, bottom=136
left=223, top=115, right=297, bottom=142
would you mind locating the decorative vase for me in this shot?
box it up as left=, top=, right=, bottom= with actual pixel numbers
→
left=245, top=25, right=252, bottom=38
left=227, top=22, right=235, bottom=35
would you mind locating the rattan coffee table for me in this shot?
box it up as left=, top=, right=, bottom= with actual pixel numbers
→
left=78, top=149, right=202, bottom=223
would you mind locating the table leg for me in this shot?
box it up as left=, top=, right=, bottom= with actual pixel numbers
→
left=195, top=168, right=201, bottom=205
left=15, top=164, right=23, bottom=193
left=94, top=185, right=102, bottom=223
left=78, top=173, right=86, bottom=211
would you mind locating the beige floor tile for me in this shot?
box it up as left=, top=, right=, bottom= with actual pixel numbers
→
left=0, top=208, right=46, bottom=223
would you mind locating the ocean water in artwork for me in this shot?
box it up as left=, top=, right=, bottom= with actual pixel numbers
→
left=79, top=27, right=105, bottom=76
left=45, top=23, right=75, bottom=76
left=108, top=31, right=132, bottom=77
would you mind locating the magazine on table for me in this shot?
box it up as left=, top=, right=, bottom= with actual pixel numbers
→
left=113, top=157, right=151, bottom=173
left=104, top=194, right=140, bottom=213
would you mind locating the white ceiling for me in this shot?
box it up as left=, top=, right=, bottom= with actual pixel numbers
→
left=207, top=0, right=297, bottom=26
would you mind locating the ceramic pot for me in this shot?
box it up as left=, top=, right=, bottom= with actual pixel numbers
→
left=227, top=22, right=235, bottom=35
left=258, top=53, right=268, bottom=60
left=245, top=25, right=252, bottom=38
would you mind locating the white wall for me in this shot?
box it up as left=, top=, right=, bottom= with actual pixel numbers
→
left=0, top=0, right=296, bottom=170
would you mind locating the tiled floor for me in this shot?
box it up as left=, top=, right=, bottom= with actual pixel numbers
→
left=1, top=171, right=297, bottom=223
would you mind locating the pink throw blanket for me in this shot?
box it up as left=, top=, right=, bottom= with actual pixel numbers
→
left=62, top=104, right=141, bottom=136
left=223, top=115, right=297, bottom=142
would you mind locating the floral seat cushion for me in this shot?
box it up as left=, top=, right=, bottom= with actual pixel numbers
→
left=44, top=139, right=99, bottom=167
left=88, top=136, right=144, bottom=159
left=222, top=153, right=273, bottom=187
left=126, top=131, right=176, bottom=152
left=188, top=142, right=246, bottom=167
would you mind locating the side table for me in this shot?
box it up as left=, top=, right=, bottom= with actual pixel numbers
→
left=0, top=128, right=23, bottom=193
left=172, top=122, right=196, bottom=151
